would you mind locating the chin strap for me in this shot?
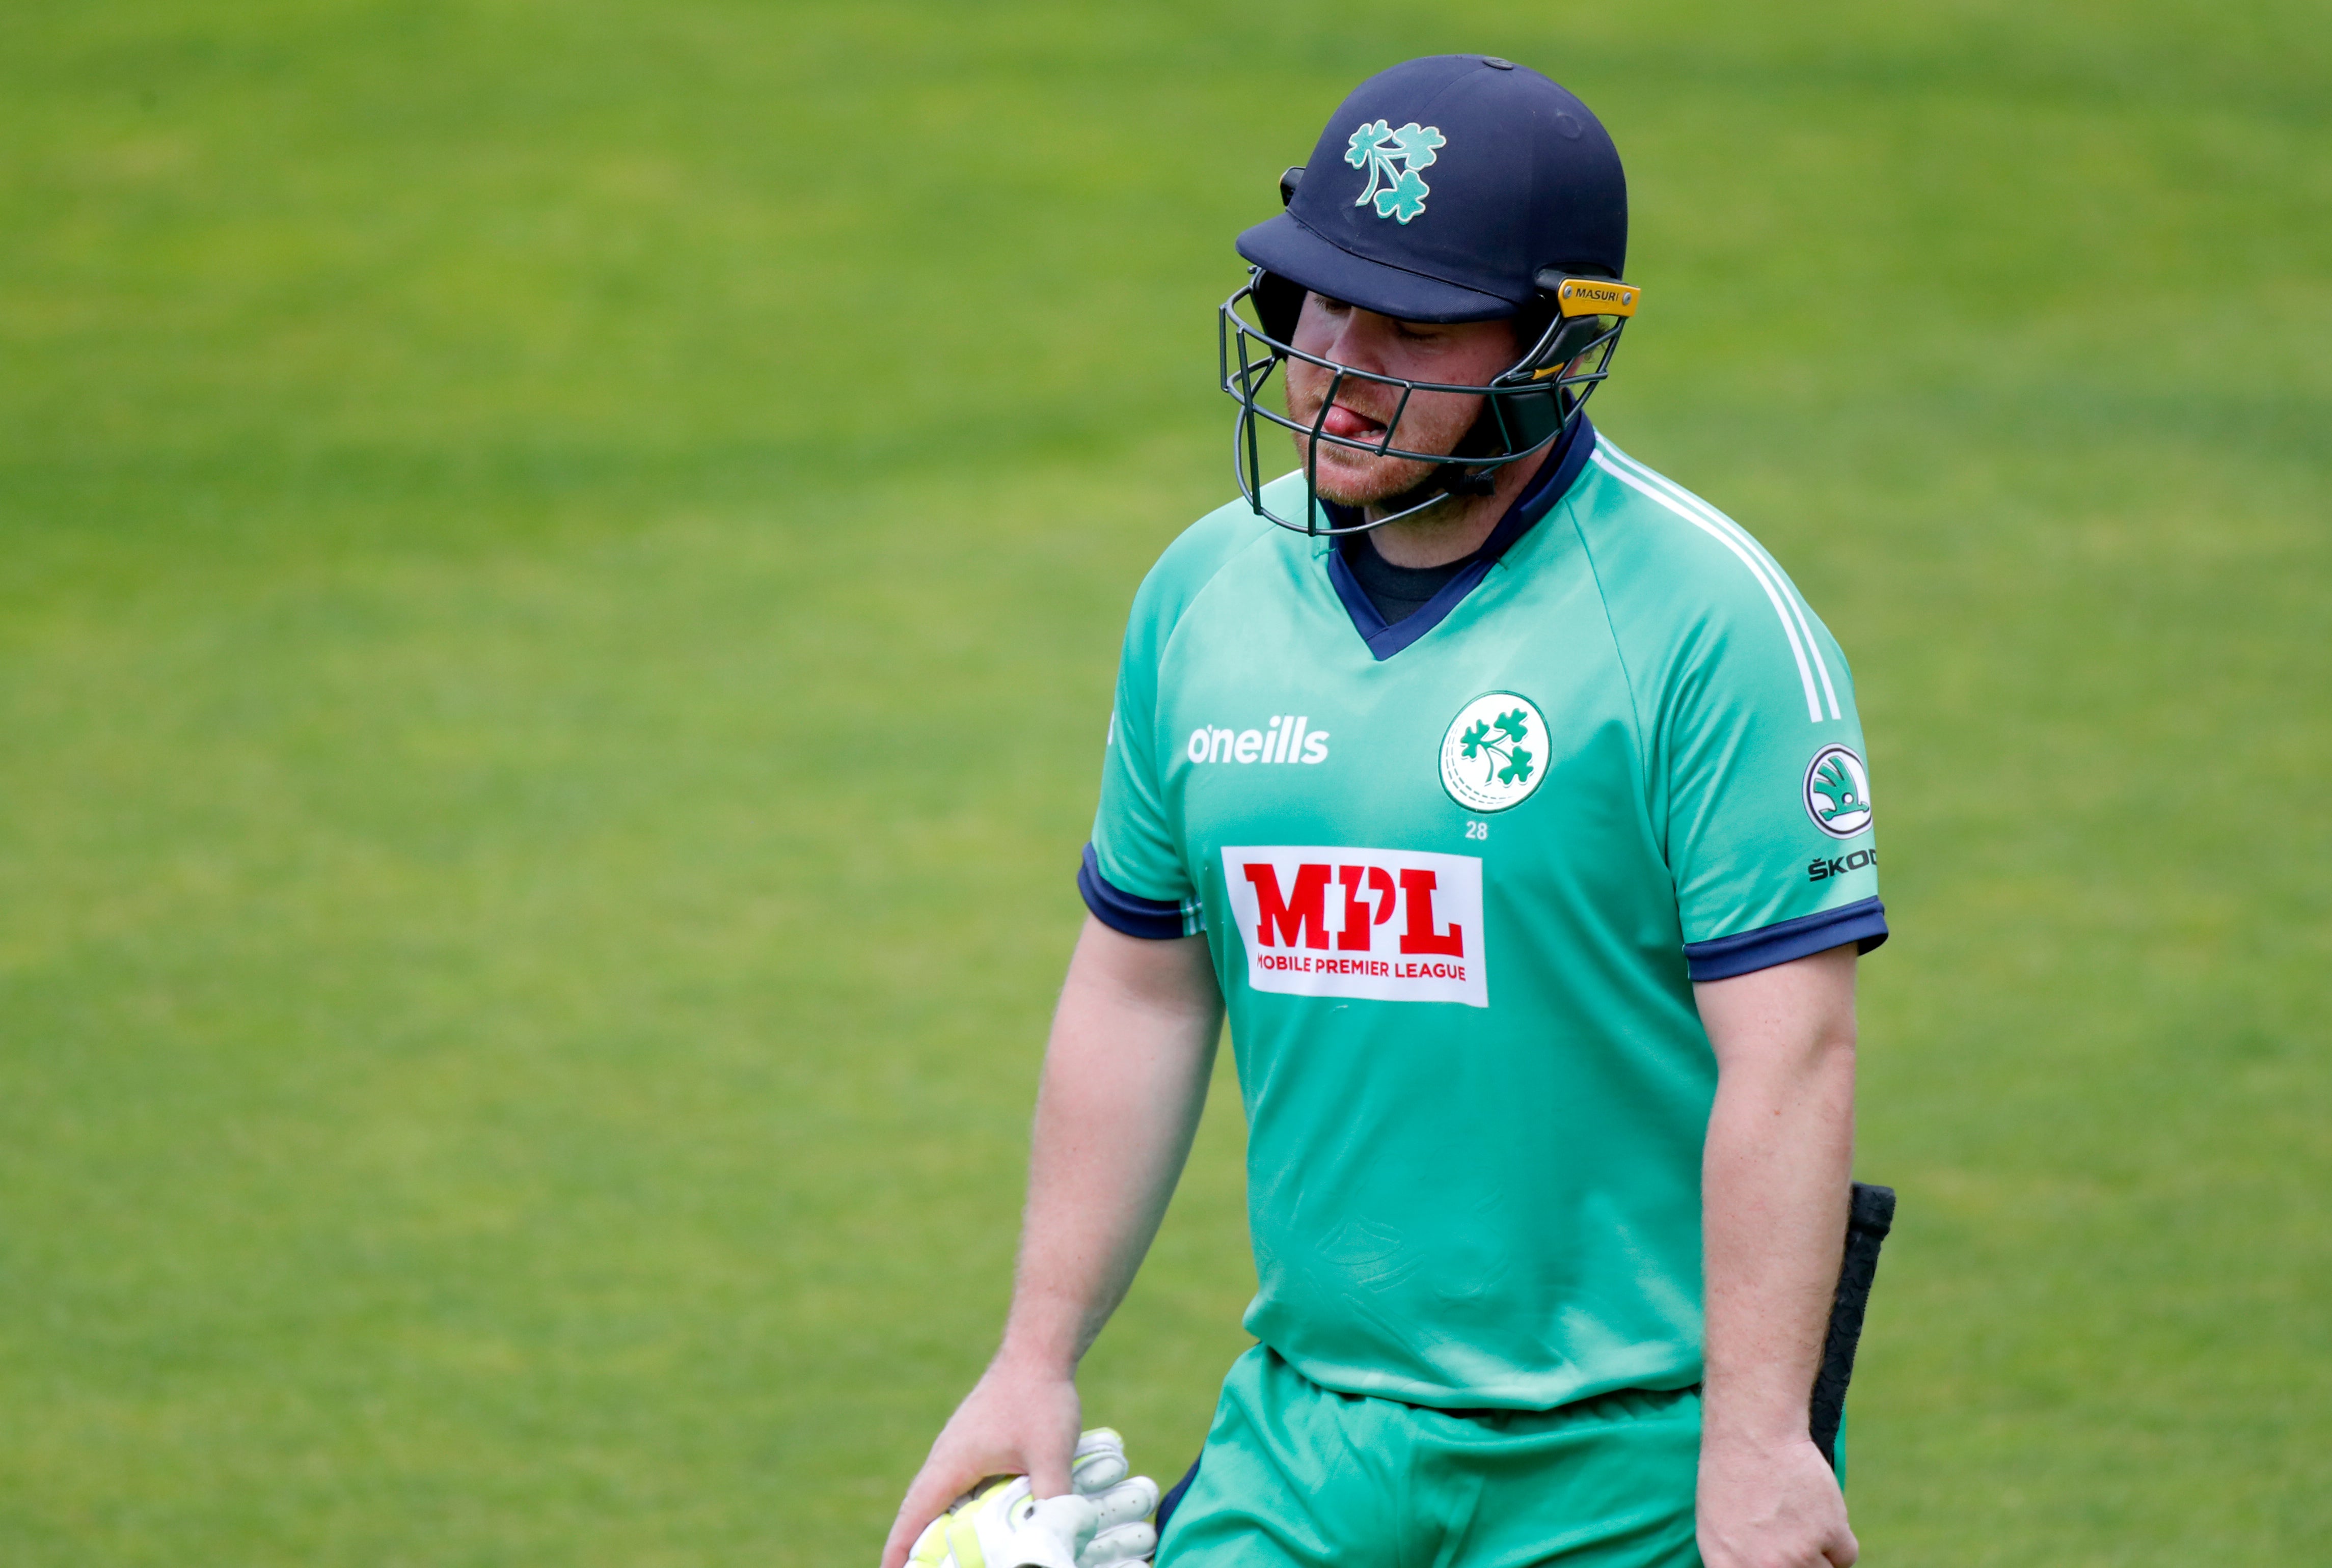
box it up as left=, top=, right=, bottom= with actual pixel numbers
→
left=1378, top=437, right=1548, bottom=524
left=1420, top=403, right=1577, bottom=509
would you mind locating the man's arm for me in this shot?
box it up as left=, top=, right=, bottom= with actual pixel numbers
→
left=1694, top=943, right=1861, bottom=1568
left=880, top=915, right=1224, bottom=1568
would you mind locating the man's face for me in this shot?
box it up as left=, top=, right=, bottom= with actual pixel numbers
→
left=1284, top=292, right=1520, bottom=508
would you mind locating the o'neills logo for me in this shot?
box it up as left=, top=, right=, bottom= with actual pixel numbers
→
left=1186, top=715, right=1328, bottom=766
left=1221, top=845, right=1486, bottom=1007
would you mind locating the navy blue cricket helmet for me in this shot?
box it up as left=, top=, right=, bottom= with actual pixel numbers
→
left=1219, top=54, right=1642, bottom=534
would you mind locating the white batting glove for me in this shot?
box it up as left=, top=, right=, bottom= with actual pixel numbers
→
left=1066, top=1428, right=1161, bottom=1567
left=908, top=1428, right=1161, bottom=1568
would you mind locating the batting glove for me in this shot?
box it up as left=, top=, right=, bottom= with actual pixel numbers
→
left=908, top=1428, right=1161, bottom=1568
left=1066, top=1427, right=1161, bottom=1567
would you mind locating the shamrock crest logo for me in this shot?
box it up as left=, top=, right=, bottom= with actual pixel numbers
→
left=1461, top=709, right=1535, bottom=789
left=1803, top=745, right=1874, bottom=839
left=1345, top=119, right=1446, bottom=224
left=1440, top=692, right=1549, bottom=813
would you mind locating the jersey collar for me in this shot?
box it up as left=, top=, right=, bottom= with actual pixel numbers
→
left=1324, top=417, right=1598, bottom=662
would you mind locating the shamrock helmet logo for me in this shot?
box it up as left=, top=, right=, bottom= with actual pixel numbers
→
left=1344, top=119, right=1447, bottom=224
left=1803, top=745, right=1874, bottom=839
left=1440, top=692, right=1550, bottom=813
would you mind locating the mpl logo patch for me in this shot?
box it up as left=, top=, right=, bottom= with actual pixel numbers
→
left=1439, top=692, right=1549, bottom=813
left=1222, top=846, right=1485, bottom=1007
left=1804, top=745, right=1874, bottom=839
left=1345, top=120, right=1445, bottom=224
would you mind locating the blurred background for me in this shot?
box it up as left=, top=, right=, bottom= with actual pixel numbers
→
left=2, top=1, right=2326, bottom=1562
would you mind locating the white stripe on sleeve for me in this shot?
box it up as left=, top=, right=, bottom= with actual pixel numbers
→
left=1595, top=444, right=1842, bottom=721
left=1588, top=446, right=1826, bottom=724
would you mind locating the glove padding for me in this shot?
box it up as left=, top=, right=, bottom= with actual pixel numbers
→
left=1066, top=1428, right=1160, bottom=1568
left=909, top=1428, right=1160, bottom=1568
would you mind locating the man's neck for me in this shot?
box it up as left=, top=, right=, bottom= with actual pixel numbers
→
left=1362, top=439, right=1558, bottom=568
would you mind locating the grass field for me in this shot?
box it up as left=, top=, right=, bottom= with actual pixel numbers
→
left=3, top=1, right=2327, bottom=1562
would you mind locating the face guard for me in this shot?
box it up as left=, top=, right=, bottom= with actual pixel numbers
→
left=1218, top=267, right=1640, bottom=537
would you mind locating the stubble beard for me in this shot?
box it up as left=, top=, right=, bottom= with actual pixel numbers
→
left=1284, top=370, right=1482, bottom=510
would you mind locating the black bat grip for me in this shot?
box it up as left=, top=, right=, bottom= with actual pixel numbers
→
left=1808, top=1181, right=1894, bottom=1472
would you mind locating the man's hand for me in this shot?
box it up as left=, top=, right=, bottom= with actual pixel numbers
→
left=881, top=1362, right=1081, bottom=1568
left=888, top=1405, right=1160, bottom=1568
left=1696, top=1430, right=1857, bottom=1568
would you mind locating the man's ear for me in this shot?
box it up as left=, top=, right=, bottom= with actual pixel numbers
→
left=1254, top=271, right=1306, bottom=346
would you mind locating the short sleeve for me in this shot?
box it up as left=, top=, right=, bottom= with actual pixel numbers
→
left=1082, top=668, right=1202, bottom=939
left=1652, top=584, right=1886, bottom=981
left=1079, top=507, right=1268, bottom=939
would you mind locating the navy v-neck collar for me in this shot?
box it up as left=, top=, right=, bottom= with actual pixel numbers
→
left=1323, top=418, right=1598, bottom=662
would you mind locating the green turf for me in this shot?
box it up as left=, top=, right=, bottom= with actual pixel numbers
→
left=2, top=1, right=2326, bottom=1561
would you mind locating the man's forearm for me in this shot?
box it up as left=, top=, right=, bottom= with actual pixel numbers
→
left=997, top=916, right=1224, bottom=1375
left=1695, top=945, right=1857, bottom=1445
left=1691, top=945, right=1861, bottom=1566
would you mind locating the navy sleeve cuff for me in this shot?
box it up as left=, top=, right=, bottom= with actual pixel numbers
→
left=1078, top=844, right=1201, bottom=940
left=1684, top=896, right=1888, bottom=981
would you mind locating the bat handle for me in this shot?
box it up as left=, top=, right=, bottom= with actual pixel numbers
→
left=1808, top=1181, right=1895, bottom=1472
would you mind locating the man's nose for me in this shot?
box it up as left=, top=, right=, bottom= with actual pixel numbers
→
left=1323, top=311, right=1392, bottom=377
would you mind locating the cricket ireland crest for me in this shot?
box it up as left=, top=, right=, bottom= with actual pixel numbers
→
left=1345, top=119, right=1446, bottom=224
left=1440, top=692, right=1548, bottom=813
left=1803, top=745, right=1874, bottom=838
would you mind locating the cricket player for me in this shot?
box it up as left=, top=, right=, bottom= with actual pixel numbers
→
left=883, top=54, right=1885, bottom=1568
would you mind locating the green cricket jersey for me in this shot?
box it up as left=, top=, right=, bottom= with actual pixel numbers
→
left=1079, top=423, right=1885, bottom=1411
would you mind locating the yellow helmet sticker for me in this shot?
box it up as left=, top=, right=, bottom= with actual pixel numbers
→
left=1553, top=279, right=1640, bottom=317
